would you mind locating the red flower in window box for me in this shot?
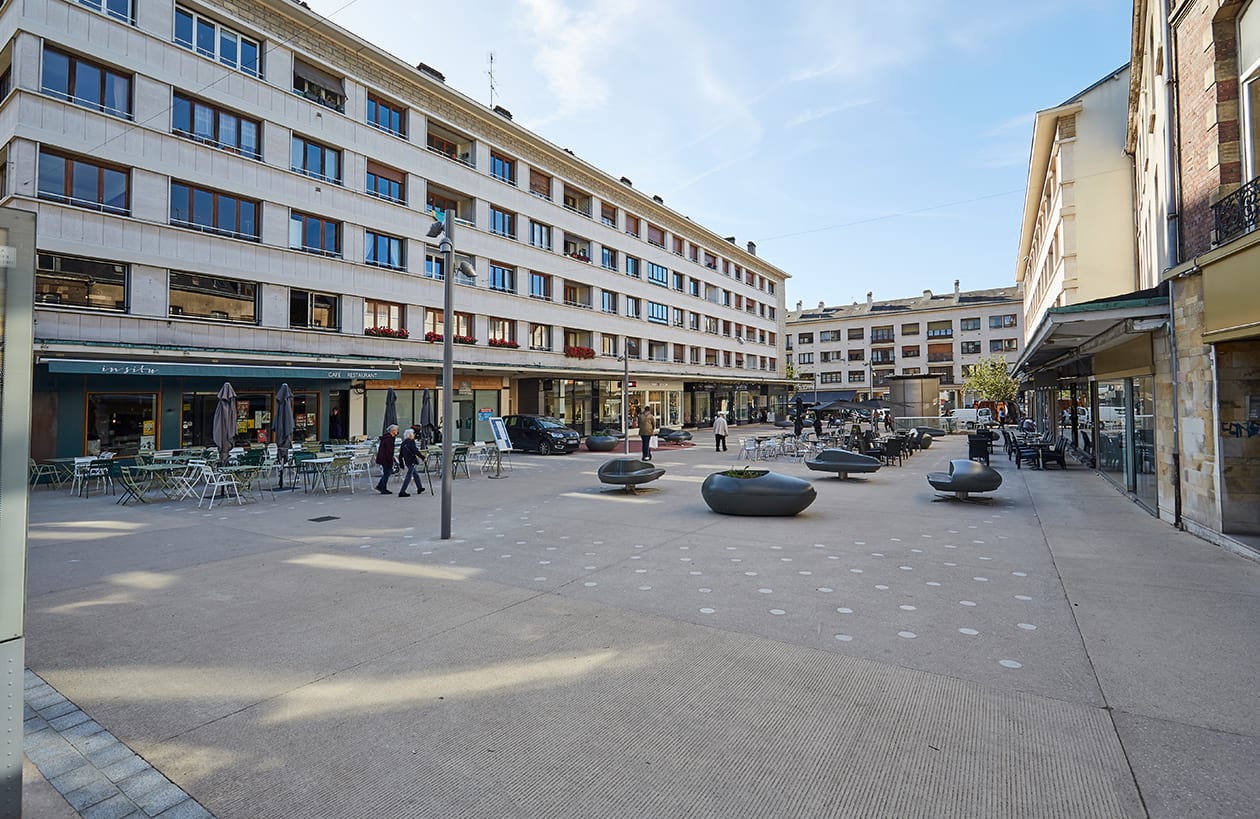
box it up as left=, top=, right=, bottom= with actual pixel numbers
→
left=424, top=331, right=443, bottom=342
left=489, top=338, right=520, bottom=349
left=366, top=326, right=409, bottom=338
left=564, top=345, right=596, bottom=359
left=453, top=335, right=477, bottom=345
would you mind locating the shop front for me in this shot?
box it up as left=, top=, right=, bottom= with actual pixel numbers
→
left=365, top=373, right=507, bottom=443
left=31, top=359, right=398, bottom=459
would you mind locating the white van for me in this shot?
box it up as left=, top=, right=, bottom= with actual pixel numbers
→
left=950, top=408, right=993, bottom=429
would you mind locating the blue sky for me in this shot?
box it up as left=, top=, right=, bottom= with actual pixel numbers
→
left=306, top=0, right=1132, bottom=309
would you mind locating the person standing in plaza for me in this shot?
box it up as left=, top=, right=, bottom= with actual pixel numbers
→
left=638, top=406, right=656, bottom=461
left=375, top=424, right=398, bottom=494
left=813, top=413, right=823, bottom=438
left=397, top=428, right=425, bottom=497
left=712, top=411, right=729, bottom=452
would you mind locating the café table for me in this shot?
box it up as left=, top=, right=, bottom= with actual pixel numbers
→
left=128, top=462, right=188, bottom=500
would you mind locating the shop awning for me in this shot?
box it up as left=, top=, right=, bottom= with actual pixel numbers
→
left=44, top=359, right=401, bottom=380
left=795, top=389, right=856, bottom=404
left=1015, top=287, right=1169, bottom=378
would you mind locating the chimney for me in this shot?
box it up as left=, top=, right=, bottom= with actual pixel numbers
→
left=922, top=289, right=932, bottom=300
left=746, top=241, right=756, bottom=256
left=724, top=236, right=736, bottom=244
left=652, top=194, right=664, bottom=204
left=492, top=105, right=512, bottom=120
left=619, top=176, right=633, bottom=186
left=795, top=300, right=803, bottom=311
left=416, top=63, right=445, bottom=83
left=954, top=279, right=961, bottom=303
left=866, top=291, right=873, bottom=309
left=818, top=301, right=825, bottom=309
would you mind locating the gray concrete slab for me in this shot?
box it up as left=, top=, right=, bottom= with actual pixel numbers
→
left=22, top=431, right=1260, bottom=817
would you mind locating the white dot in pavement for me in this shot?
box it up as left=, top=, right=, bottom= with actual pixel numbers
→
left=798, top=571, right=812, bottom=576
left=583, top=582, right=597, bottom=587
left=698, top=588, right=712, bottom=593
left=898, top=631, right=917, bottom=639
left=534, top=577, right=546, bottom=581
left=473, top=547, right=485, bottom=551
left=837, top=607, right=853, bottom=614
left=948, top=530, right=959, bottom=534
left=516, top=541, right=527, bottom=545
left=899, top=605, right=916, bottom=611
left=926, top=581, right=942, bottom=587
left=744, top=571, right=758, bottom=576
left=834, top=634, right=853, bottom=642
left=911, top=548, right=924, bottom=553
left=871, top=552, right=884, bottom=557
left=960, top=600, right=977, bottom=607
left=770, top=545, right=783, bottom=550
left=630, top=555, right=642, bottom=560
left=584, top=565, right=596, bottom=570
left=850, top=568, right=864, bottom=574
left=731, top=558, right=743, bottom=563
left=973, top=577, right=989, bottom=582
left=769, top=609, right=786, bottom=615
left=875, top=585, right=890, bottom=590
left=818, top=587, right=834, bottom=593
left=500, top=554, right=513, bottom=559
left=999, top=660, right=1023, bottom=669
left=780, top=558, right=792, bottom=562
left=638, top=586, right=652, bottom=591
left=827, top=556, right=840, bottom=560
left=855, top=541, right=866, bottom=545
left=973, top=540, right=985, bottom=544
left=944, top=544, right=957, bottom=549
left=890, top=537, right=902, bottom=542
left=584, top=552, right=595, bottom=557
left=539, top=560, right=550, bottom=565
left=700, top=608, right=715, bottom=614
left=680, top=557, right=692, bottom=562
left=594, top=541, right=604, bottom=545
left=1017, top=623, right=1037, bottom=630
left=899, top=566, right=914, bottom=571
left=758, top=588, right=773, bottom=594
left=1012, top=572, right=1028, bottom=577
left=978, top=556, right=993, bottom=561
left=634, top=544, right=645, bottom=549
left=635, top=569, right=647, bottom=574
left=546, top=547, right=557, bottom=551
left=921, top=534, right=933, bottom=538
left=814, top=543, right=827, bottom=548
left=1015, top=595, right=1033, bottom=601
left=944, top=562, right=958, bottom=567
left=968, top=525, right=977, bottom=529
left=725, top=546, right=736, bottom=550
left=959, top=628, right=979, bottom=636
left=689, top=571, right=702, bottom=576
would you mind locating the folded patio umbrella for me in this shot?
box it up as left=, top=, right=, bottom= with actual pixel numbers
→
left=274, top=383, right=295, bottom=487
left=213, top=382, right=238, bottom=466
left=383, top=387, right=398, bottom=436
left=418, top=388, right=434, bottom=446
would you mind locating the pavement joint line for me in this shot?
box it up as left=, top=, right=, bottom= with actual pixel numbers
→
left=24, top=668, right=216, bottom=819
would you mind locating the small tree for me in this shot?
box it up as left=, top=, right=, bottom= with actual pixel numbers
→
left=962, top=356, right=1018, bottom=404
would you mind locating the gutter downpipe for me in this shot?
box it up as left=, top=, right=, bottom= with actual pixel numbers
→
left=1164, top=0, right=1184, bottom=529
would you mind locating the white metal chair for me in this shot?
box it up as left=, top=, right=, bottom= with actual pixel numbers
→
left=30, top=458, right=63, bottom=489
left=738, top=438, right=759, bottom=461
left=198, top=464, right=241, bottom=509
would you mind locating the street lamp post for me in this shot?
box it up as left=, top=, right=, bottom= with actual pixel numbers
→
left=426, top=216, right=475, bottom=541
left=619, top=353, right=630, bottom=454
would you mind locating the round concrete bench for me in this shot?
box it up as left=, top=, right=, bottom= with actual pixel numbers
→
left=926, top=459, right=1003, bottom=500
left=804, top=448, right=882, bottom=479
left=585, top=434, right=620, bottom=452
left=597, top=458, right=665, bottom=493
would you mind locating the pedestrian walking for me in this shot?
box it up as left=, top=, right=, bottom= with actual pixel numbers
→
left=375, top=424, right=398, bottom=494
left=638, top=407, right=656, bottom=461
left=884, top=412, right=894, bottom=433
left=397, top=428, right=425, bottom=497
left=713, top=412, right=729, bottom=452
left=793, top=413, right=804, bottom=438
left=813, top=414, right=823, bottom=438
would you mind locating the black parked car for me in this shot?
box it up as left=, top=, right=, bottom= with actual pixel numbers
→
left=502, top=415, right=581, bottom=455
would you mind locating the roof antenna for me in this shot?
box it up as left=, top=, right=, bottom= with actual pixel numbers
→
left=487, top=51, right=497, bottom=108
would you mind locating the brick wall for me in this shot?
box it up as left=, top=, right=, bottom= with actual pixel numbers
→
left=1173, top=0, right=1244, bottom=256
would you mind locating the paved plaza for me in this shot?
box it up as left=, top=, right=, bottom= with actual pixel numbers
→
left=21, top=430, right=1260, bottom=818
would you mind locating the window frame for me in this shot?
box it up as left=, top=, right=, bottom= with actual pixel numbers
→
left=36, top=252, right=127, bottom=311
left=289, top=288, right=340, bottom=330
left=365, top=160, right=405, bottom=204
left=37, top=148, right=129, bottom=215
left=291, top=134, right=342, bottom=184
left=364, top=229, right=406, bottom=271
left=488, top=262, right=516, bottom=293
left=169, top=270, right=258, bottom=323
left=364, top=298, right=404, bottom=332
left=172, top=91, right=261, bottom=159
left=366, top=92, right=407, bottom=138
left=169, top=179, right=260, bottom=241
left=289, top=210, right=342, bottom=257
left=174, top=6, right=261, bottom=77
left=41, top=47, right=132, bottom=120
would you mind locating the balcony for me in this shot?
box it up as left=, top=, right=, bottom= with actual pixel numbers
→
left=1212, top=175, right=1259, bottom=244
left=426, top=125, right=475, bottom=168
left=563, top=235, right=592, bottom=263
left=563, top=186, right=593, bottom=218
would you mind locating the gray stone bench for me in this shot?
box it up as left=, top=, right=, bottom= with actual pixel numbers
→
left=597, top=458, right=665, bottom=493
left=804, top=448, right=882, bottom=479
left=927, top=459, right=1003, bottom=499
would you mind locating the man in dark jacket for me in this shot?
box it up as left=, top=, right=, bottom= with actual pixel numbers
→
left=375, top=424, right=398, bottom=494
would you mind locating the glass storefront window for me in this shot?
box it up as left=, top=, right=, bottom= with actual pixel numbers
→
left=86, top=393, right=156, bottom=454
left=1096, top=380, right=1130, bottom=489
left=37, top=252, right=126, bottom=310
left=181, top=391, right=270, bottom=448
left=1133, top=376, right=1156, bottom=510
left=292, top=392, right=319, bottom=442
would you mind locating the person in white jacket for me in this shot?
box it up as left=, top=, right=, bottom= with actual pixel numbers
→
left=712, top=412, right=729, bottom=452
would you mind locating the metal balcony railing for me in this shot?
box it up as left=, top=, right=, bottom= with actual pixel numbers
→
left=1212, top=175, right=1259, bottom=244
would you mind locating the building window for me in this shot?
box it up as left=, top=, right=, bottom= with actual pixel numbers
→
left=625, top=256, right=640, bottom=278
left=366, top=161, right=405, bottom=204
left=490, top=152, right=516, bottom=185
left=289, top=211, right=341, bottom=257
left=169, top=271, right=256, bottom=322
left=990, top=338, right=1018, bottom=352
left=529, top=271, right=550, bottom=300
left=847, top=349, right=865, bottom=361
left=601, top=335, right=618, bottom=357
left=292, top=59, right=345, bottom=112
left=704, top=316, right=718, bottom=334
left=960, top=317, right=981, bottom=331
left=871, top=326, right=894, bottom=343
left=172, top=91, right=260, bottom=159
left=647, top=301, right=668, bottom=324
left=290, top=289, right=339, bottom=329
left=490, top=205, right=516, bottom=238
left=688, top=312, right=700, bottom=331
left=601, top=202, right=617, bottom=228
left=602, top=290, right=618, bottom=314
left=626, top=296, right=641, bottom=319
left=847, top=328, right=863, bottom=341
left=489, top=317, right=516, bottom=346
left=170, top=181, right=259, bottom=240
left=365, top=230, right=405, bottom=270
left=37, top=149, right=128, bottom=214
left=797, top=332, right=814, bottom=344
left=647, top=262, right=668, bottom=286
left=848, top=371, right=865, bottom=383
left=174, top=6, right=260, bottom=77
left=989, top=314, right=1017, bottom=329
left=625, top=214, right=640, bottom=237
left=36, top=252, right=126, bottom=311
left=41, top=48, right=131, bottom=119
left=688, top=279, right=700, bottom=298
left=960, top=340, right=982, bottom=355
left=901, top=345, right=921, bottom=358
left=646, top=224, right=665, bottom=247
left=364, top=299, right=403, bottom=332
left=672, top=307, right=684, bottom=327
left=529, top=323, right=551, bottom=351
left=671, top=271, right=685, bottom=291
left=291, top=135, right=341, bottom=183
left=529, top=169, right=551, bottom=200
left=86, top=393, right=155, bottom=455
left=797, top=353, right=814, bottom=364
left=77, top=0, right=134, bottom=23
left=529, top=220, right=552, bottom=250
left=927, top=320, right=953, bottom=338
left=367, top=93, right=406, bottom=137
left=488, top=263, right=515, bottom=293
left=601, top=247, right=618, bottom=270
left=424, top=252, right=445, bottom=282
left=900, top=323, right=920, bottom=336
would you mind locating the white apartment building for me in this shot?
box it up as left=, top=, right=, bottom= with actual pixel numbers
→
left=7, top=0, right=790, bottom=458
left=785, top=282, right=1023, bottom=413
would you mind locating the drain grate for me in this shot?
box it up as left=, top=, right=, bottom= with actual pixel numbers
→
left=309, top=515, right=340, bottom=522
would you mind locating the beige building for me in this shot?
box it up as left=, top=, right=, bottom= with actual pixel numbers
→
left=4, top=0, right=791, bottom=457
left=785, top=283, right=1023, bottom=414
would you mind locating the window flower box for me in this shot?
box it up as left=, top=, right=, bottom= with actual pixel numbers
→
left=453, top=335, right=476, bottom=345
left=366, top=326, right=409, bottom=339
left=489, top=338, right=520, bottom=349
left=424, top=331, right=443, bottom=343
left=564, top=345, right=596, bottom=359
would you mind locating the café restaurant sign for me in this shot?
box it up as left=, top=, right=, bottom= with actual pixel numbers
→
left=45, top=359, right=401, bottom=380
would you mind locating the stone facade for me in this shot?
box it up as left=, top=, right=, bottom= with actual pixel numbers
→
left=1216, top=340, right=1260, bottom=532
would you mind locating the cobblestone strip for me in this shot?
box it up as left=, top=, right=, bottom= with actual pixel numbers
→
left=23, top=668, right=214, bottom=819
